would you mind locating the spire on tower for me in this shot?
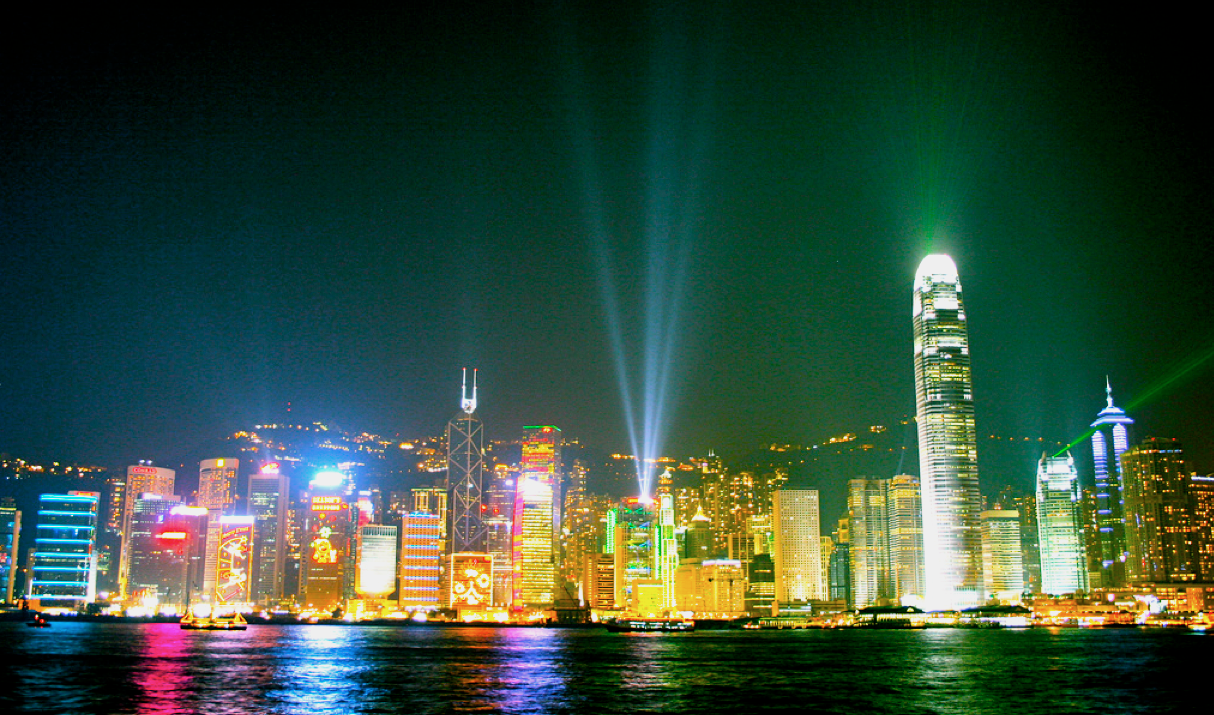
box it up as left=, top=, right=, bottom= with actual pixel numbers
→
left=460, top=368, right=478, bottom=414
left=1106, top=376, right=1114, bottom=408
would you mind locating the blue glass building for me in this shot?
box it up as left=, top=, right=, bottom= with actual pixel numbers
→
left=31, top=491, right=99, bottom=608
left=1090, top=381, right=1133, bottom=587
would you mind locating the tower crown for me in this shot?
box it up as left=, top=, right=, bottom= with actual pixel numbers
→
left=460, top=368, right=478, bottom=414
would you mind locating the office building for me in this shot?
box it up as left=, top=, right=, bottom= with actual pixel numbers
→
left=848, top=478, right=892, bottom=607
left=118, top=464, right=175, bottom=597
left=198, top=458, right=238, bottom=602
left=30, top=492, right=99, bottom=608
left=772, top=489, right=824, bottom=603
left=980, top=509, right=1024, bottom=602
left=301, top=471, right=351, bottom=612
left=0, top=503, right=21, bottom=603
left=356, top=524, right=399, bottom=599
left=1121, top=438, right=1198, bottom=583
left=248, top=463, right=289, bottom=606
left=125, top=493, right=186, bottom=609
left=399, top=511, right=442, bottom=609
left=215, top=516, right=254, bottom=606
left=912, top=253, right=982, bottom=608
left=513, top=426, right=561, bottom=607
left=1036, top=454, right=1088, bottom=595
left=887, top=474, right=926, bottom=602
left=1090, top=380, right=1134, bottom=588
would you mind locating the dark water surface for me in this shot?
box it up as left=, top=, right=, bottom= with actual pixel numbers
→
left=0, top=623, right=1203, bottom=713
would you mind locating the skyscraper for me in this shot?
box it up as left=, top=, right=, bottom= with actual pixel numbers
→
left=848, top=478, right=892, bottom=607
left=118, top=464, right=175, bottom=598
left=1121, top=438, right=1198, bottom=583
left=198, top=458, right=238, bottom=602
left=1090, top=380, right=1133, bottom=588
left=31, top=492, right=99, bottom=608
left=912, top=254, right=982, bottom=609
left=1036, top=454, right=1088, bottom=595
left=887, top=474, right=926, bottom=603
left=980, top=509, right=1024, bottom=602
left=447, top=369, right=486, bottom=553
left=248, top=463, right=289, bottom=606
left=772, top=489, right=824, bottom=604
left=513, top=426, right=561, bottom=607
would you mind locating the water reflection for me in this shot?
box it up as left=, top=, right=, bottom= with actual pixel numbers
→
left=3, top=623, right=1208, bottom=714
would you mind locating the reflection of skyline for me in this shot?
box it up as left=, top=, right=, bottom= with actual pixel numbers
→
left=3, top=623, right=1211, bottom=712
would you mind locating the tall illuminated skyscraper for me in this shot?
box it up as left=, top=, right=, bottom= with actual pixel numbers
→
left=447, top=369, right=486, bottom=553
left=1036, top=454, right=1088, bottom=595
left=118, top=464, right=175, bottom=598
left=887, top=474, right=926, bottom=602
left=848, top=478, right=892, bottom=607
left=913, top=254, right=982, bottom=609
left=198, top=458, right=238, bottom=602
left=513, top=426, right=561, bottom=607
left=1121, top=438, right=1197, bottom=583
left=772, top=489, right=824, bottom=604
left=1089, top=380, right=1133, bottom=588
left=248, top=463, right=289, bottom=606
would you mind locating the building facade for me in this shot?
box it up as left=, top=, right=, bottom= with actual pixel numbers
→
left=31, top=492, right=99, bottom=608
left=1036, top=454, right=1088, bottom=595
left=912, top=254, right=982, bottom=608
left=772, top=489, right=824, bottom=603
left=1090, top=381, right=1134, bottom=588
left=1121, top=438, right=1198, bottom=583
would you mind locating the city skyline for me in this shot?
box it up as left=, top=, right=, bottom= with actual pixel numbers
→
left=2, top=4, right=1211, bottom=475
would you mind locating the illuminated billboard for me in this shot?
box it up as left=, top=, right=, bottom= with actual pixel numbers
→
left=216, top=516, right=254, bottom=604
left=450, top=552, right=494, bottom=609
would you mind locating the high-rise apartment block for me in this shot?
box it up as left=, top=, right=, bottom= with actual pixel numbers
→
left=913, top=254, right=982, bottom=609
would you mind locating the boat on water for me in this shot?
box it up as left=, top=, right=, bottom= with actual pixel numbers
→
left=604, top=617, right=695, bottom=633
left=26, top=614, right=51, bottom=628
left=180, top=611, right=248, bottom=631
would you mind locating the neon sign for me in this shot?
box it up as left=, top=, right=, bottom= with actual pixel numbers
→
left=450, top=553, right=493, bottom=609
left=216, top=520, right=253, bottom=604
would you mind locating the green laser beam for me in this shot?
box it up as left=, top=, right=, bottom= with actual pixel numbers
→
left=1052, top=341, right=1214, bottom=458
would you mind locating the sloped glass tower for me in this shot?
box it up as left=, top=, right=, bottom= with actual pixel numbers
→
left=913, top=254, right=982, bottom=609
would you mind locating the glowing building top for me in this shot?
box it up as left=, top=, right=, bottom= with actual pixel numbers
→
left=460, top=367, right=478, bottom=415
left=1089, top=379, right=1133, bottom=588
left=912, top=253, right=982, bottom=609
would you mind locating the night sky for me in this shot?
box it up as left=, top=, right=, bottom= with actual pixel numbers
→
left=3, top=3, right=1212, bottom=487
